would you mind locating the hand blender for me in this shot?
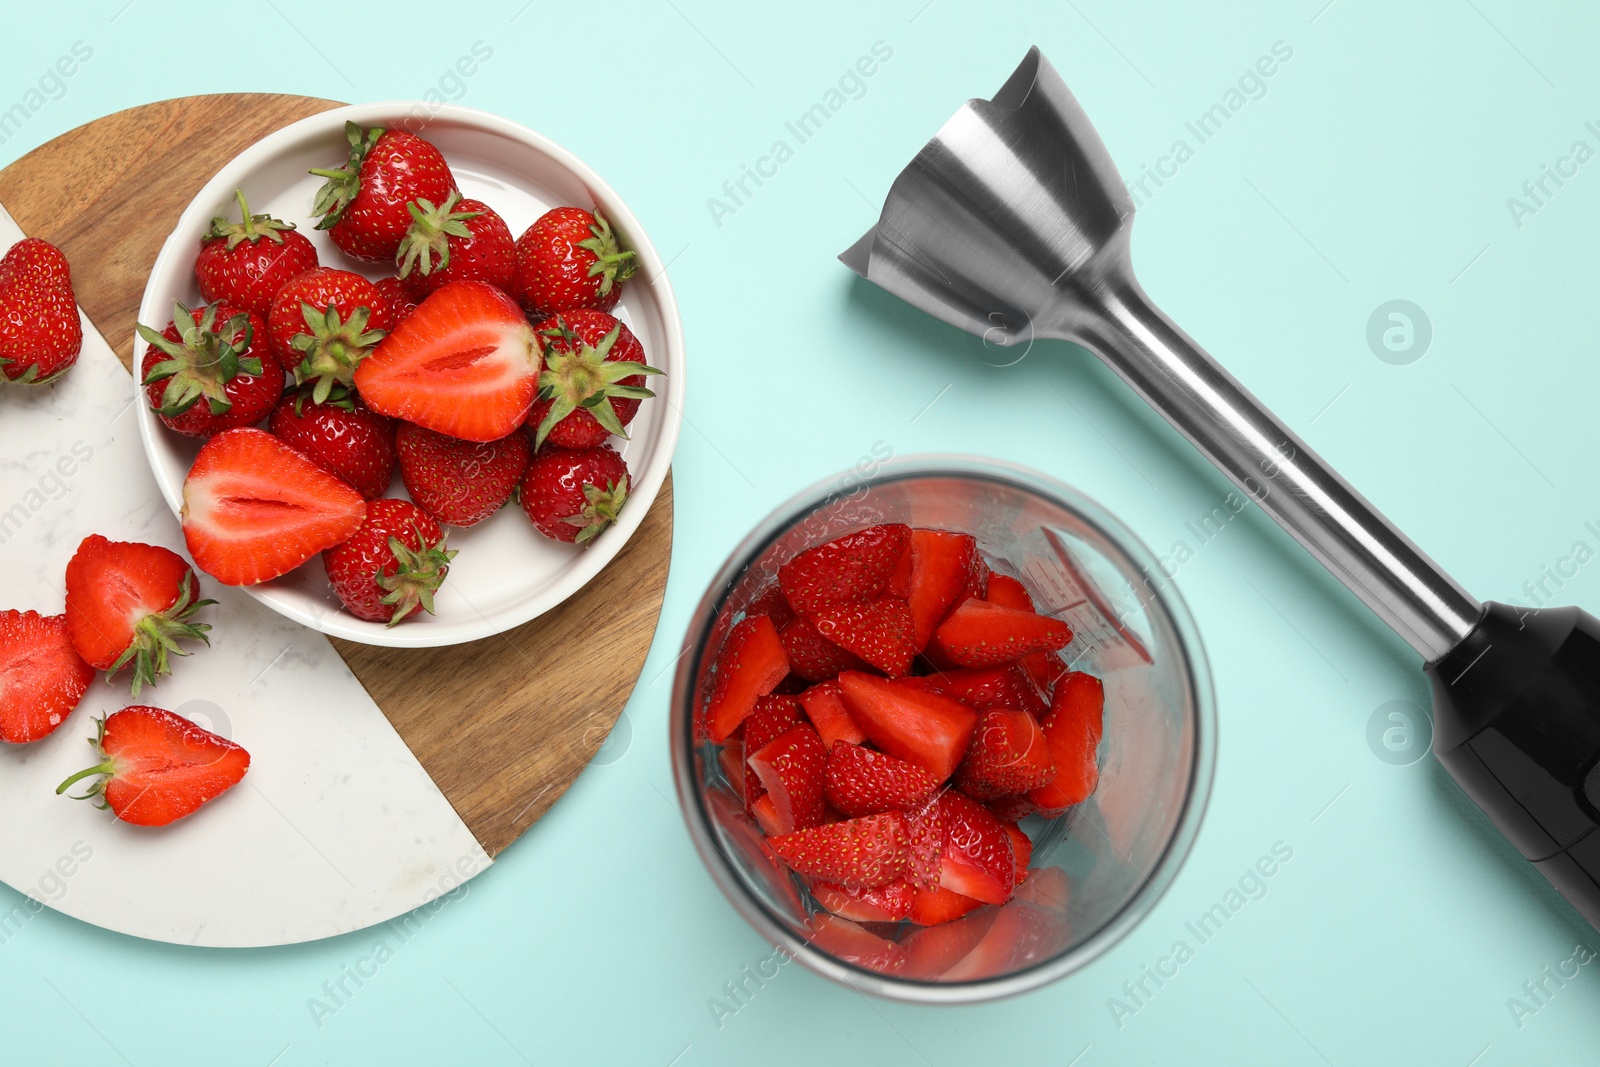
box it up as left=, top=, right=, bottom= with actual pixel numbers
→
left=841, top=48, right=1600, bottom=929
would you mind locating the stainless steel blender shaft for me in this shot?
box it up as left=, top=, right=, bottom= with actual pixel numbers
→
left=839, top=47, right=1480, bottom=661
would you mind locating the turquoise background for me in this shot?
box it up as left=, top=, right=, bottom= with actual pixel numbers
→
left=4, top=0, right=1600, bottom=1062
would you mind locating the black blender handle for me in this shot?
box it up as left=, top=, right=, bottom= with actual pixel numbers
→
left=1429, top=603, right=1600, bottom=928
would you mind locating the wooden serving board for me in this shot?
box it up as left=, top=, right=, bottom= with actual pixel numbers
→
left=0, top=94, right=673, bottom=857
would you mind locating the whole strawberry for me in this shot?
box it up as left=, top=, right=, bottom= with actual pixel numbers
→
left=195, top=190, right=319, bottom=318
left=64, top=534, right=214, bottom=695
left=267, top=267, right=390, bottom=405
left=519, top=444, right=632, bottom=545
left=57, top=706, right=249, bottom=827
left=513, top=206, right=636, bottom=316
left=396, top=422, right=529, bottom=527
left=139, top=301, right=284, bottom=438
left=528, top=310, right=661, bottom=449
left=310, top=122, right=456, bottom=261
left=0, top=237, right=82, bottom=384
left=323, top=498, right=455, bottom=625
left=396, top=193, right=515, bottom=298
left=372, top=276, right=419, bottom=328
left=268, top=398, right=396, bottom=500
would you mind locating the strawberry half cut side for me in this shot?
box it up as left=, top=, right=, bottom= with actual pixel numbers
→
left=56, top=706, right=250, bottom=827
left=181, top=428, right=366, bottom=587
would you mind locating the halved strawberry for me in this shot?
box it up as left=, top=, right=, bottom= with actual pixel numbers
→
left=704, top=614, right=789, bottom=743
left=955, top=708, right=1056, bottom=801
left=908, top=884, right=985, bottom=927
left=930, top=597, right=1072, bottom=669
left=911, top=663, right=1047, bottom=716
left=985, top=574, right=1068, bottom=689
left=56, top=706, right=250, bottom=827
left=353, top=280, right=540, bottom=443
left=797, top=681, right=867, bottom=749
left=777, top=524, right=910, bottom=615
left=905, top=530, right=981, bottom=650
left=836, top=671, right=978, bottom=782
left=1028, top=671, right=1105, bottom=816
left=811, top=877, right=915, bottom=922
left=740, top=694, right=805, bottom=807
left=63, top=535, right=214, bottom=695
left=0, top=610, right=94, bottom=744
left=778, top=616, right=867, bottom=682
left=768, top=811, right=910, bottom=888
left=806, top=913, right=908, bottom=975
left=810, top=597, right=915, bottom=677
left=936, top=791, right=1015, bottom=906
left=823, top=740, right=939, bottom=818
left=181, top=427, right=366, bottom=586
left=748, top=724, right=828, bottom=834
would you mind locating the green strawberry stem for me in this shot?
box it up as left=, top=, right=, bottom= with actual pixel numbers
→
left=396, top=193, right=482, bottom=279
left=577, top=210, right=638, bottom=296
left=56, top=717, right=114, bottom=806
left=109, top=570, right=217, bottom=697
left=206, top=190, right=297, bottom=248
left=376, top=530, right=457, bottom=626
left=532, top=319, right=663, bottom=449
left=136, top=301, right=258, bottom=418
left=310, top=122, right=384, bottom=229
left=562, top=479, right=629, bottom=545
left=291, top=302, right=385, bottom=405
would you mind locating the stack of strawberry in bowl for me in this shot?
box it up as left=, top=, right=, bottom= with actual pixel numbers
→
left=698, top=522, right=1104, bottom=971
left=140, top=121, right=662, bottom=627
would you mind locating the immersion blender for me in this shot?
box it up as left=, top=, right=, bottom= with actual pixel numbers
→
left=840, top=48, right=1600, bottom=929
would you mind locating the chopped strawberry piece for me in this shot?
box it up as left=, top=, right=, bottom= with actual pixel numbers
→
left=836, top=671, right=978, bottom=782
left=955, top=708, right=1056, bottom=800
left=809, top=597, right=915, bottom=677
left=911, top=663, right=1047, bottom=716
left=797, top=681, right=868, bottom=748
left=779, top=616, right=867, bottom=682
left=806, top=913, right=908, bottom=975
left=811, top=877, right=915, bottom=922
left=940, top=899, right=1061, bottom=980
left=717, top=738, right=746, bottom=800
left=747, top=584, right=797, bottom=631
left=707, top=788, right=807, bottom=918
left=931, top=597, right=1072, bottom=669
left=823, top=741, right=940, bottom=818
left=886, top=543, right=913, bottom=599
left=740, top=694, right=804, bottom=805
left=769, top=811, right=910, bottom=888
left=908, top=884, right=985, bottom=926
left=900, top=908, right=998, bottom=977
left=905, top=530, right=981, bottom=650
left=778, top=523, right=910, bottom=614
left=704, top=614, right=790, bottom=743
left=985, top=574, right=1068, bottom=689
left=1028, top=671, right=1104, bottom=816
left=936, top=792, right=1015, bottom=905
left=1001, top=823, right=1033, bottom=885
left=986, top=793, right=1040, bottom=823
left=750, top=792, right=785, bottom=837
left=906, top=796, right=944, bottom=890
left=0, top=611, right=93, bottom=744
left=1013, top=866, right=1070, bottom=913
left=748, top=724, right=828, bottom=833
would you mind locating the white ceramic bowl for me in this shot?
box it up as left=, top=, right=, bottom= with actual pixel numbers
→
left=136, top=102, right=684, bottom=647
